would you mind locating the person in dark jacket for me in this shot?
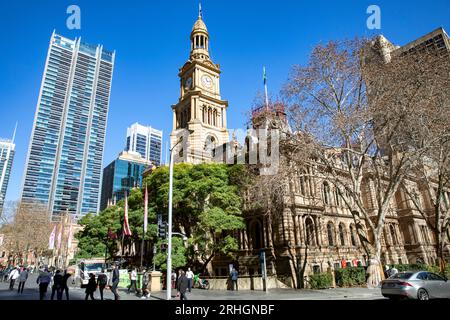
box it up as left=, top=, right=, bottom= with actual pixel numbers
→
left=111, top=264, right=120, bottom=300
left=36, top=268, right=52, bottom=300
left=230, top=268, right=239, bottom=291
left=97, top=269, right=108, bottom=300
left=85, top=273, right=97, bottom=300
left=177, top=270, right=189, bottom=300
left=51, top=270, right=64, bottom=300
left=61, top=270, right=71, bottom=300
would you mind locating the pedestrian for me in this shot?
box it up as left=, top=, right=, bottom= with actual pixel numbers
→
left=390, top=266, right=398, bottom=277
left=18, top=268, right=29, bottom=294
left=177, top=270, right=189, bottom=300
left=171, top=270, right=177, bottom=289
left=141, top=269, right=150, bottom=299
left=128, top=267, right=137, bottom=294
left=111, top=263, right=120, bottom=300
left=186, top=267, right=194, bottom=293
left=384, top=265, right=390, bottom=278
left=85, top=273, right=97, bottom=300
left=61, top=270, right=71, bottom=300
left=97, top=268, right=108, bottom=300
left=230, top=268, right=239, bottom=291
left=8, top=267, right=20, bottom=290
left=37, top=268, right=52, bottom=300
left=51, top=270, right=64, bottom=300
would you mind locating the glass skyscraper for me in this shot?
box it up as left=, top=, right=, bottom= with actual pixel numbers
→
left=126, top=123, right=162, bottom=166
left=0, top=138, right=15, bottom=216
left=21, top=32, right=115, bottom=220
left=100, top=151, right=152, bottom=211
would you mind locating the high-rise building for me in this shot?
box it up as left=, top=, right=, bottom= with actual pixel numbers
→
left=100, top=151, right=152, bottom=211
left=0, top=137, right=15, bottom=216
left=126, top=123, right=162, bottom=166
left=21, top=32, right=115, bottom=220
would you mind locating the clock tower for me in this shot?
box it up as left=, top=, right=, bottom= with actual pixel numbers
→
left=170, top=9, right=229, bottom=164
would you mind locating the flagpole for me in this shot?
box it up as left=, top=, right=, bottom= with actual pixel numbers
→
left=263, top=66, right=269, bottom=112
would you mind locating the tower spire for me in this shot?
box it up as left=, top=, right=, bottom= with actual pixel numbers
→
left=199, top=0, right=202, bottom=18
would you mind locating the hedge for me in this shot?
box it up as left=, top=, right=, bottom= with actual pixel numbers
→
left=308, top=272, right=333, bottom=289
left=334, top=267, right=366, bottom=287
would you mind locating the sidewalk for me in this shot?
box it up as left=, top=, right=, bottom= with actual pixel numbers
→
left=149, top=287, right=385, bottom=300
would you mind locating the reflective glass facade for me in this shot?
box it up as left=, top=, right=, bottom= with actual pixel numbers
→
left=0, top=139, right=15, bottom=215
left=21, top=32, right=115, bottom=220
left=100, top=157, right=148, bottom=211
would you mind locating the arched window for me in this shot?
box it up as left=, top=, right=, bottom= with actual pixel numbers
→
left=335, top=188, right=341, bottom=207
left=327, top=222, right=335, bottom=246
left=390, top=224, right=398, bottom=245
left=208, top=107, right=212, bottom=125
left=323, top=182, right=331, bottom=205
left=299, top=170, right=307, bottom=196
left=350, top=225, right=357, bottom=246
left=213, top=109, right=217, bottom=126
left=339, top=224, right=346, bottom=246
left=305, top=218, right=316, bottom=246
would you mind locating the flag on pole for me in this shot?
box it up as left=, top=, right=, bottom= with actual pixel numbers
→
left=123, top=192, right=132, bottom=236
left=144, top=184, right=148, bottom=233
left=57, top=226, right=62, bottom=249
left=49, top=225, right=56, bottom=250
left=67, top=223, right=73, bottom=249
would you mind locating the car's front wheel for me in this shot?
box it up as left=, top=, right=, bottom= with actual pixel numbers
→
left=417, top=288, right=429, bottom=300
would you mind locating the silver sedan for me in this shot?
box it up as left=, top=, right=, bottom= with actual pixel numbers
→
left=381, top=271, right=450, bottom=300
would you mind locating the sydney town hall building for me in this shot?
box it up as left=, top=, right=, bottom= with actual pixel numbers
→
left=170, top=10, right=450, bottom=288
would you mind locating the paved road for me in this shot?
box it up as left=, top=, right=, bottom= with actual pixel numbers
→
left=0, top=274, right=385, bottom=300
left=0, top=274, right=147, bottom=300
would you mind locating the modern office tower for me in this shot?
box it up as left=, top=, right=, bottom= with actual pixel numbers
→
left=100, top=151, right=152, bottom=211
left=21, top=32, right=115, bottom=221
left=0, top=136, right=15, bottom=216
left=126, top=122, right=163, bottom=166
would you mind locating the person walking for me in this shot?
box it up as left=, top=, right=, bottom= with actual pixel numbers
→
left=186, top=268, right=194, bottom=293
left=111, top=264, right=120, bottom=300
left=17, top=268, right=29, bottom=294
left=37, top=268, right=52, bottom=300
left=8, top=267, right=20, bottom=290
left=97, top=269, right=108, bottom=300
left=51, top=270, right=64, bottom=300
left=61, top=270, right=71, bottom=300
left=85, top=273, right=97, bottom=300
left=171, top=270, right=177, bottom=289
left=141, top=269, right=150, bottom=299
left=177, top=270, right=189, bottom=300
left=230, top=268, right=239, bottom=291
left=128, top=267, right=137, bottom=294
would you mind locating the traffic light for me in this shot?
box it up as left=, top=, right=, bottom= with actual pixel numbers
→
left=158, top=221, right=167, bottom=239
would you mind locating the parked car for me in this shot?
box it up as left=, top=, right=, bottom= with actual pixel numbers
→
left=381, top=271, right=450, bottom=300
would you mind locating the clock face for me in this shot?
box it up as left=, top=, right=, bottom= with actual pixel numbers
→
left=201, top=75, right=213, bottom=88
left=185, top=77, right=192, bottom=89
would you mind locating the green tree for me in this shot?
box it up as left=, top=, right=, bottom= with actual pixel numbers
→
left=145, top=163, right=246, bottom=272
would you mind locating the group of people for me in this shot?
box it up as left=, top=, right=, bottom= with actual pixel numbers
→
left=3, top=266, right=30, bottom=293
left=126, top=266, right=151, bottom=299
left=36, top=267, right=72, bottom=300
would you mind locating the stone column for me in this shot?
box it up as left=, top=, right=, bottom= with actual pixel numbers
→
left=150, top=271, right=162, bottom=292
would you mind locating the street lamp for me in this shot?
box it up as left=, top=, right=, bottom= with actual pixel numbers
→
left=166, top=131, right=192, bottom=300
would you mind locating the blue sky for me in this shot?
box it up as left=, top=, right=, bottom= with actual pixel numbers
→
left=0, top=0, right=449, bottom=203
